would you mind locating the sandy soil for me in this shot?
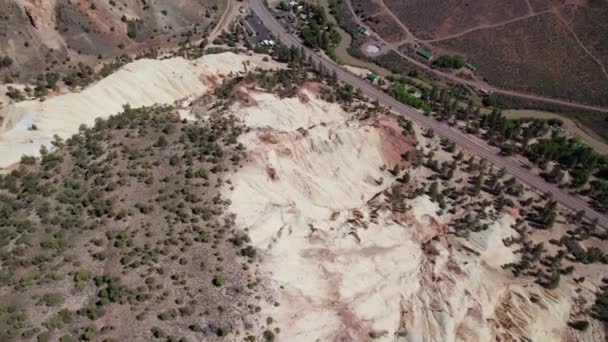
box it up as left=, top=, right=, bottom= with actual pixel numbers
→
left=228, top=88, right=418, bottom=340
left=0, top=52, right=280, bottom=168
left=0, top=84, right=11, bottom=108
left=224, top=87, right=589, bottom=341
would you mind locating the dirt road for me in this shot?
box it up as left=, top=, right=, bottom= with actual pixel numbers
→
left=315, top=0, right=391, bottom=76
left=208, top=0, right=239, bottom=43
left=421, top=10, right=554, bottom=43
left=249, top=0, right=608, bottom=227
left=344, top=0, right=608, bottom=114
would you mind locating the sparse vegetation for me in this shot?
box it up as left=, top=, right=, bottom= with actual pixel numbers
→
left=288, top=3, right=342, bottom=61
left=0, top=0, right=222, bottom=86
left=0, top=101, right=263, bottom=340
left=433, top=55, right=465, bottom=69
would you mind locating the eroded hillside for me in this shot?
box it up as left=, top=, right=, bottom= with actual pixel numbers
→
left=223, top=81, right=607, bottom=341
left=0, top=52, right=280, bottom=168
left=0, top=45, right=607, bottom=342
left=0, top=0, right=224, bottom=81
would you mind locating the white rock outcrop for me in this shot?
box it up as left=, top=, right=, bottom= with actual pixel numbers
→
left=0, top=52, right=280, bottom=168
left=226, top=87, right=594, bottom=341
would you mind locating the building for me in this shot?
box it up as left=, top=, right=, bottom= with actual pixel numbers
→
left=260, top=39, right=276, bottom=47
left=479, top=88, right=493, bottom=96
left=465, top=63, right=477, bottom=71
left=416, top=49, right=433, bottom=60
left=275, top=11, right=295, bottom=25
left=358, top=27, right=371, bottom=36
left=366, top=73, right=378, bottom=82
left=242, top=12, right=272, bottom=44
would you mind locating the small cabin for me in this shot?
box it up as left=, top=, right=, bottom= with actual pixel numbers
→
left=416, top=49, right=433, bottom=60
left=465, top=63, right=477, bottom=71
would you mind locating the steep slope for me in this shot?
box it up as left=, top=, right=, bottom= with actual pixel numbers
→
left=0, top=48, right=606, bottom=341
left=0, top=52, right=280, bottom=168
left=0, top=105, right=268, bottom=341
left=225, top=85, right=605, bottom=341
left=0, top=0, right=224, bottom=80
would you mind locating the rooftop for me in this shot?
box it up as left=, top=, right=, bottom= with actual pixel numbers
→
left=243, top=13, right=272, bottom=43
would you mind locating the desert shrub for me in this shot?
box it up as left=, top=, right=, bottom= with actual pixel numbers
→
left=74, top=268, right=91, bottom=289
left=45, top=309, right=72, bottom=330
left=568, top=320, right=589, bottom=331
left=78, top=305, right=105, bottom=320
left=241, top=246, right=256, bottom=259
left=20, top=156, right=36, bottom=165
left=39, top=293, right=64, bottom=307
left=37, top=331, right=50, bottom=342
left=433, top=55, right=465, bottom=69
left=151, top=327, right=165, bottom=338
left=263, top=330, right=275, bottom=341
left=216, top=326, right=230, bottom=337
left=126, top=21, right=137, bottom=39
left=0, top=56, right=13, bottom=69
left=81, top=325, right=97, bottom=341
left=212, top=274, right=225, bottom=287
left=59, top=335, right=73, bottom=342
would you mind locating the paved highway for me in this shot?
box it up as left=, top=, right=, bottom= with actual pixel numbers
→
left=249, top=0, right=608, bottom=228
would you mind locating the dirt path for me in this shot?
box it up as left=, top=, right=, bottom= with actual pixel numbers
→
left=421, top=10, right=554, bottom=43
left=374, top=0, right=415, bottom=43
left=208, top=0, right=237, bottom=43
left=553, top=9, right=608, bottom=81
left=343, top=0, right=608, bottom=114
left=422, top=4, right=606, bottom=81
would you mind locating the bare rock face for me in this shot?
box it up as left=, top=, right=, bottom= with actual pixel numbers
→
left=0, top=53, right=281, bottom=168
left=224, top=86, right=606, bottom=341
left=0, top=46, right=605, bottom=339
left=0, top=0, right=224, bottom=79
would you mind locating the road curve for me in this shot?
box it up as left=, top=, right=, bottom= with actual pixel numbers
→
left=248, top=0, right=608, bottom=228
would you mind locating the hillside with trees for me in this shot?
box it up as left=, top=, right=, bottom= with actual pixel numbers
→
left=0, top=104, right=267, bottom=341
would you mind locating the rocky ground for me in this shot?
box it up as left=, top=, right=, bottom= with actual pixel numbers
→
left=0, top=52, right=280, bottom=169
left=224, top=82, right=607, bottom=341
left=0, top=0, right=224, bottom=82
left=0, top=45, right=606, bottom=341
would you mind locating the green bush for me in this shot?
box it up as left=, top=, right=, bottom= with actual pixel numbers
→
left=20, top=155, right=36, bottom=165
left=78, top=305, right=105, bottom=320
left=212, top=274, right=226, bottom=287
left=126, top=21, right=137, bottom=39
left=37, top=331, right=50, bottom=342
left=392, top=83, right=433, bottom=113
left=568, top=320, right=589, bottom=331
left=81, top=325, right=97, bottom=341
left=59, top=335, right=74, bottom=342
left=263, top=330, right=275, bottom=342
left=40, top=292, right=64, bottom=307
left=433, top=55, right=465, bottom=69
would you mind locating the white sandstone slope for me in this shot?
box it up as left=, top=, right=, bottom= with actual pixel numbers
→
left=226, top=86, right=593, bottom=341
left=0, top=52, right=280, bottom=168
